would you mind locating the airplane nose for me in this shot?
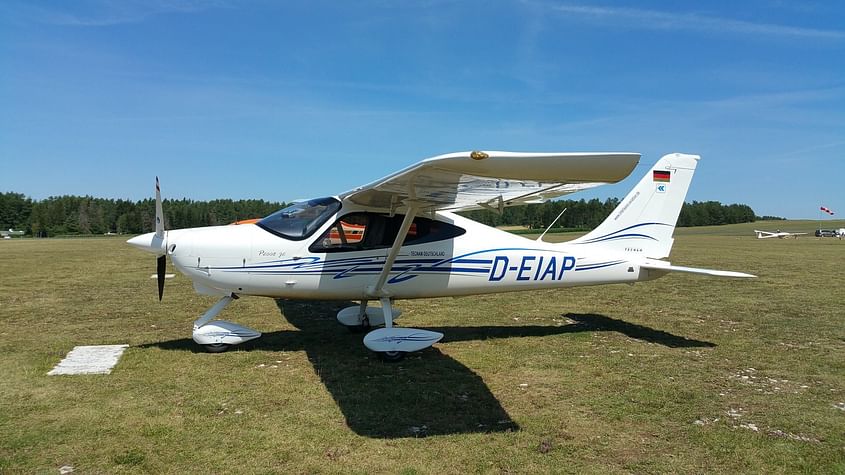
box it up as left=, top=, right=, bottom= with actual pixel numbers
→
left=127, top=232, right=166, bottom=256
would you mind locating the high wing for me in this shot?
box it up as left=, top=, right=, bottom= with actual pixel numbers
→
left=340, top=151, right=641, bottom=212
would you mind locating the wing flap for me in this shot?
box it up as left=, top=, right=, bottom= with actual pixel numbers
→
left=341, top=151, right=640, bottom=212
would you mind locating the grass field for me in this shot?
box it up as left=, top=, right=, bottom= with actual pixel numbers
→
left=1, top=220, right=844, bottom=473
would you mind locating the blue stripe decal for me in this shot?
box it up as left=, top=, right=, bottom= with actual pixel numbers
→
left=214, top=247, right=579, bottom=284
left=576, top=222, right=671, bottom=244
left=585, top=233, right=658, bottom=242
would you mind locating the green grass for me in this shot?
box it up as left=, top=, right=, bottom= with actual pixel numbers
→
left=1, top=222, right=844, bottom=473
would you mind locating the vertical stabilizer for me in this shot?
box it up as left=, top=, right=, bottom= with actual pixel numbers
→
left=568, top=153, right=699, bottom=259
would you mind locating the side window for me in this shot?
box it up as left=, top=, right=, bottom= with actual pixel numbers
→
left=310, top=213, right=465, bottom=253
left=312, top=213, right=373, bottom=252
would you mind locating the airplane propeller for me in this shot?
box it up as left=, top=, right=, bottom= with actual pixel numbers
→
left=154, top=176, right=167, bottom=300
left=126, top=177, right=169, bottom=300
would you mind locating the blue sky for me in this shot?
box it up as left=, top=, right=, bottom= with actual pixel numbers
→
left=1, top=1, right=843, bottom=219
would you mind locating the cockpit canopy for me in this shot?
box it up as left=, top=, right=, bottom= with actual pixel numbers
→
left=257, top=197, right=341, bottom=240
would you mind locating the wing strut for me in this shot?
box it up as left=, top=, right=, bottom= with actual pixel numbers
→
left=367, top=201, right=421, bottom=325
left=361, top=198, right=444, bottom=359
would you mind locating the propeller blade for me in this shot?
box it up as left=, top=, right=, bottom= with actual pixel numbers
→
left=157, top=255, right=166, bottom=301
left=155, top=176, right=164, bottom=239
left=155, top=177, right=167, bottom=300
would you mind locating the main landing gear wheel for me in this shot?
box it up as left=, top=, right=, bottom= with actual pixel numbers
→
left=336, top=304, right=401, bottom=331
left=378, top=350, right=405, bottom=362
left=347, top=316, right=371, bottom=334
left=361, top=298, right=444, bottom=360
left=203, top=343, right=231, bottom=353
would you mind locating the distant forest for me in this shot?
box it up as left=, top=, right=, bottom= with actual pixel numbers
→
left=0, top=191, right=765, bottom=237
left=0, top=192, right=286, bottom=237
left=459, top=198, right=758, bottom=230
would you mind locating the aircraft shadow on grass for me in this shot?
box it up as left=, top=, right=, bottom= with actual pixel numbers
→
left=144, top=300, right=714, bottom=438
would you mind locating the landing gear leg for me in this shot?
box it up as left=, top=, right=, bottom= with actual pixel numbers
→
left=350, top=300, right=371, bottom=333
left=360, top=202, right=442, bottom=359
left=191, top=294, right=261, bottom=352
left=380, top=297, right=394, bottom=329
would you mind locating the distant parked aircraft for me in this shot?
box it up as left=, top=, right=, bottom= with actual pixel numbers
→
left=1, top=229, right=24, bottom=239
left=754, top=230, right=807, bottom=239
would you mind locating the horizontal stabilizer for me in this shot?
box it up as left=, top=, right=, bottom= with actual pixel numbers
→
left=641, top=261, right=756, bottom=278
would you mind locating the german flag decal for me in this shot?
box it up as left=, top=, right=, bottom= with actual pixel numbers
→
left=653, top=170, right=671, bottom=182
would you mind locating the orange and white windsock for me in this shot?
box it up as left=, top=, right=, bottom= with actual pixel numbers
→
left=820, top=206, right=835, bottom=216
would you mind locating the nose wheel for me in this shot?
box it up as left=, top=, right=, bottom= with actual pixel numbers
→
left=203, top=343, right=231, bottom=353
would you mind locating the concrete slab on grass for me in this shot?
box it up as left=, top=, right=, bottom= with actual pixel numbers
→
left=48, top=344, right=129, bottom=375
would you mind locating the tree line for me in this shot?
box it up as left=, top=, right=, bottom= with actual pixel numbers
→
left=1, top=191, right=762, bottom=237
left=461, top=198, right=759, bottom=230
left=0, top=192, right=285, bottom=237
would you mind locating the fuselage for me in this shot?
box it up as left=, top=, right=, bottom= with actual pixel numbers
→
left=157, top=198, right=644, bottom=301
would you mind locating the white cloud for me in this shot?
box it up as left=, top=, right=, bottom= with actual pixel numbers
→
left=538, top=2, right=845, bottom=40
left=18, top=0, right=230, bottom=27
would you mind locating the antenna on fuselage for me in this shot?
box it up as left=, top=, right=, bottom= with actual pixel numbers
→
left=536, top=208, right=567, bottom=242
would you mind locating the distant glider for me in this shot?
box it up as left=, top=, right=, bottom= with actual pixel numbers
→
left=128, top=151, right=755, bottom=359
left=754, top=230, right=807, bottom=239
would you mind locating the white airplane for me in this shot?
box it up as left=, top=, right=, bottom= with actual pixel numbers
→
left=754, top=230, right=808, bottom=239
left=1, top=229, right=24, bottom=239
left=128, top=151, right=755, bottom=359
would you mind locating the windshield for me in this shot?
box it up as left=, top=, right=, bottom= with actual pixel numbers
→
left=257, top=197, right=341, bottom=240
